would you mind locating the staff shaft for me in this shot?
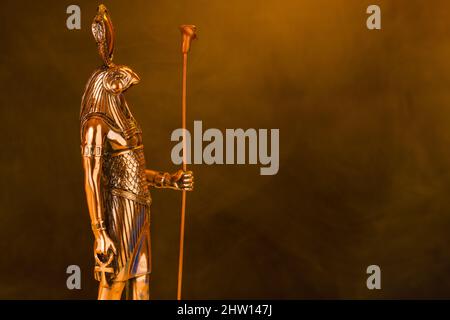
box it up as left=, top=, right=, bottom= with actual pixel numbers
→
left=177, top=24, right=196, bottom=301
left=177, top=52, right=188, bottom=301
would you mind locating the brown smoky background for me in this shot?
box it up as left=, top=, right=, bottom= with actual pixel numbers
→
left=0, top=0, right=450, bottom=299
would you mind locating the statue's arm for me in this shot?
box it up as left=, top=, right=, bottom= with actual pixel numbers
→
left=81, top=118, right=116, bottom=255
left=146, top=169, right=194, bottom=191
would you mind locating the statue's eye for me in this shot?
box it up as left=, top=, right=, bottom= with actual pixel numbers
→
left=103, top=68, right=133, bottom=94
left=114, top=73, right=124, bottom=80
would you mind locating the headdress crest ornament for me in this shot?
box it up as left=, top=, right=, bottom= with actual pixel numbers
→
left=92, top=4, right=115, bottom=66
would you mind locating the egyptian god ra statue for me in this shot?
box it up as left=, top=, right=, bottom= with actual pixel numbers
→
left=80, top=5, right=194, bottom=300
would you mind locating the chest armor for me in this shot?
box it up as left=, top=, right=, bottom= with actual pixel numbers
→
left=103, top=115, right=149, bottom=199
left=103, top=145, right=149, bottom=197
left=79, top=111, right=149, bottom=200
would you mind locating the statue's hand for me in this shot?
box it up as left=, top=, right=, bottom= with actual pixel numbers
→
left=170, top=170, right=194, bottom=191
left=94, top=231, right=117, bottom=258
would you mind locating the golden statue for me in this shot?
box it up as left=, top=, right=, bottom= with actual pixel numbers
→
left=80, top=5, right=195, bottom=300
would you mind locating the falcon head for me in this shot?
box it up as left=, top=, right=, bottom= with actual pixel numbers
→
left=102, top=65, right=140, bottom=95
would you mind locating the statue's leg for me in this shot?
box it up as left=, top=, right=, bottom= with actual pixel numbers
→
left=98, top=281, right=126, bottom=300
left=127, top=274, right=150, bottom=300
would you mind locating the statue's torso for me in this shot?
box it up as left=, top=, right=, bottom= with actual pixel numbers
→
left=101, top=114, right=150, bottom=199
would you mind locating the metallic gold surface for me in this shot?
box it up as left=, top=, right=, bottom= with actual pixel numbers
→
left=177, top=24, right=197, bottom=300
left=80, top=5, right=193, bottom=300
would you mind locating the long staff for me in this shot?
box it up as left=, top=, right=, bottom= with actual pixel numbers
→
left=177, top=24, right=196, bottom=301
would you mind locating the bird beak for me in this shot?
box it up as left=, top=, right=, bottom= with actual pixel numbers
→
left=130, top=71, right=140, bottom=85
